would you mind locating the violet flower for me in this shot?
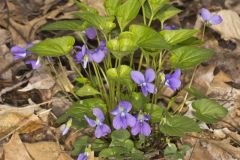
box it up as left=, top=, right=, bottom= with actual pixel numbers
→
left=164, top=25, right=177, bottom=30
left=10, top=43, right=33, bottom=60
left=62, top=118, right=72, bottom=136
left=111, top=101, right=136, bottom=129
left=77, top=153, right=88, bottom=160
left=200, top=8, right=223, bottom=25
left=131, top=112, right=151, bottom=136
left=77, top=145, right=91, bottom=160
left=75, top=45, right=105, bottom=68
left=25, top=57, right=41, bottom=70
left=131, top=68, right=157, bottom=97
left=84, top=108, right=111, bottom=138
left=86, top=27, right=97, bottom=40
left=98, top=40, right=108, bottom=56
left=165, top=69, right=181, bottom=91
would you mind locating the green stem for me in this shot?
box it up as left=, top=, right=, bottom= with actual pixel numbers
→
left=175, top=66, right=197, bottom=113
left=130, top=53, right=134, bottom=68
left=141, top=3, right=146, bottom=25
left=58, top=57, right=79, bottom=100
left=66, top=55, right=83, bottom=77
left=202, top=23, right=206, bottom=41
left=148, top=14, right=154, bottom=26
left=138, top=52, right=144, bottom=71
left=47, top=58, right=73, bottom=101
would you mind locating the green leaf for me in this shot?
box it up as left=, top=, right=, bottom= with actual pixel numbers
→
left=99, top=147, right=127, bottom=158
left=40, top=20, right=88, bottom=31
left=131, top=92, right=148, bottom=111
left=160, top=115, right=201, bottom=136
left=130, top=25, right=169, bottom=50
left=74, top=12, right=116, bottom=33
left=28, top=36, right=75, bottom=57
left=104, top=0, right=121, bottom=16
left=148, top=0, right=169, bottom=16
left=156, top=5, right=181, bottom=23
left=72, top=136, right=89, bottom=156
left=110, top=139, right=134, bottom=151
left=111, top=130, right=130, bottom=141
left=192, top=99, right=228, bottom=123
left=116, top=0, right=142, bottom=31
left=164, top=143, right=190, bottom=160
left=164, top=143, right=177, bottom=156
left=145, top=103, right=163, bottom=122
left=92, top=139, right=109, bottom=152
left=106, top=65, right=133, bottom=86
left=170, top=46, right=215, bottom=69
left=160, top=29, right=198, bottom=45
left=75, top=77, right=89, bottom=84
left=65, top=98, right=106, bottom=120
left=107, top=32, right=137, bottom=58
left=178, top=37, right=203, bottom=46
left=76, top=84, right=100, bottom=97
left=187, top=87, right=206, bottom=99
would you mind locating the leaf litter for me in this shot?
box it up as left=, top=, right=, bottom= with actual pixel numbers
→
left=0, top=0, right=240, bottom=160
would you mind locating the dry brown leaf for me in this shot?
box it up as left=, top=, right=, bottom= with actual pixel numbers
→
left=80, top=0, right=105, bottom=16
left=0, top=45, right=12, bottom=81
left=3, top=133, right=32, bottom=160
left=18, top=73, right=55, bottom=92
left=0, top=147, right=3, bottom=160
left=1, top=0, right=75, bottom=45
left=211, top=10, right=240, bottom=41
left=0, top=104, right=44, bottom=139
left=24, top=141, right=72, bottom=160
left=209, top=139, right=240, bottom=159
left=193, top=65, right=216, bottom=94
left=0, top=28, right=10, bottom=45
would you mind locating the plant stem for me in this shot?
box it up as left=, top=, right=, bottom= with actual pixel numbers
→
left=46, top=58, right=73, bottom=101
left=66, top=55, right=83, bottom=77
left=141, top=3, right=146, bottom=25
left=57, top=57, right=79, bottom=100
left=175, top=66, right=197, bottom=113
left=138, top=53, right=144, bottom=71
left=202, top=23, right=206, bottom=41
left=148, top=14, right=154, bottom=26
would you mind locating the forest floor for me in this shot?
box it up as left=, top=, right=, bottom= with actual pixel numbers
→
left=0, top=0, right=240, bottom=160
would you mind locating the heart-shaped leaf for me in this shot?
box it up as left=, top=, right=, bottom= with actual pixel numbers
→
left=28, top=36, right=75, bottom=57
left=160, top=115, right=201, bottom=136
left=170, top=46, right=215, bottom=69
left=192, top=99, right=228, bottom=123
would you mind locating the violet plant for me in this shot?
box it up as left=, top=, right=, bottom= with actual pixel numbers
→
left=11, top=1, right=228, bottom=159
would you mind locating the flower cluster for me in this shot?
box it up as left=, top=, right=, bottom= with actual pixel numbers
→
left=85, top=101, right=151, bottom=138
left=75, top=28, right=108, bottom=68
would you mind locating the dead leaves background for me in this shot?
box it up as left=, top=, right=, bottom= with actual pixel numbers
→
left=0, top=0, right=240, bottom=160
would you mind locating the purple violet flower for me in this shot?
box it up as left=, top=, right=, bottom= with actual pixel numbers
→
left=62, top=118, right=72, bottom=136
left=164, top=25, right=177, bottom=30
left=99, top=40, right=108, bottom=56
left=84, top=108, right=111, bottom=138
left=77, top=153, right=88, bottom=160
left=131, top=68, right=157, bottom=97
left=77, top=145, right=91, bottom=160
left=131, top=112, right=151, bottom=136
left=111, top=101, right=136, bottom=130
left=200, top=8, right=223, bottom=25
left=25, top=57, right=41, bottom=70
left=165, top=69, right=181, bottom=91
left=86, top=27, right=97, bottom=40
left=10, top=43, right=33, bottom=60
left=75, top=45, right=105, bottom=68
